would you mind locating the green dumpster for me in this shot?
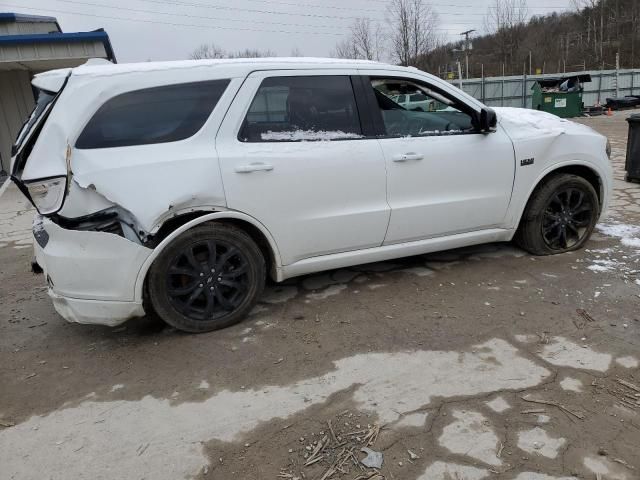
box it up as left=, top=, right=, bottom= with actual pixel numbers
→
left=531, top=74, right=592, bottom=118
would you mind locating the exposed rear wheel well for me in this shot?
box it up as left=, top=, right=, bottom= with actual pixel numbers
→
left=148, top=213, right=276, bottom=279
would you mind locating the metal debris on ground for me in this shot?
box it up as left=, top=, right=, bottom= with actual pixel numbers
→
left=279, top=411, right=385, bottom=480
left=360, top=447, right=383, bottom=469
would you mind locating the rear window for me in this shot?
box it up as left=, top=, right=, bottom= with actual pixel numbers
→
left=239, top=76, right=362, bottom=142
left=76, top=79, right=230, bottom=149
left=13, top=89, right=56, bottom=155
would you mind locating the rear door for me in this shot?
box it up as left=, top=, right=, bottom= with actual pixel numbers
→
left=215, top=70, right=390, bottom=266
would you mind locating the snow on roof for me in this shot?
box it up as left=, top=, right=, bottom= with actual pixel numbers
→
left=69, top=57, right=392, bottom=78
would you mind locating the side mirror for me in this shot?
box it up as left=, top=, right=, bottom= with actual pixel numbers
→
left=477, top=108, right=498, bottom=133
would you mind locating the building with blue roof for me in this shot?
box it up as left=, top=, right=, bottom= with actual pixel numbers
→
left=0, top=12, right=116, bottom=173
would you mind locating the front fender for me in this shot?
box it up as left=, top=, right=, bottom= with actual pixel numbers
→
left=507, top=159, right=612, bottom=231
left=133, top=211, right=284, bottom=303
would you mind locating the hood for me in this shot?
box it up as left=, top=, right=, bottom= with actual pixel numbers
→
left=494, top=107, right=597, bottom=140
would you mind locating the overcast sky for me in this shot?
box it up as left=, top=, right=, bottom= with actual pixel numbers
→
left=15, top=0, right=573, bottom=62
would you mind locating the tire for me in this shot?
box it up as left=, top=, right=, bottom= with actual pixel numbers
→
left=147, top=223, right=265, bottom=333
left=515, top=174, right=600, bottom=256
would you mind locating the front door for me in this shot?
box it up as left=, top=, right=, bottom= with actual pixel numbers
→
left=360, top=74, right=516, bottom=245
left=216, top=71, right=390, bottom=265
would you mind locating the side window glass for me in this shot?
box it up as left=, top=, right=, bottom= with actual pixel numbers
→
left=370, top=78, right=475, bottom=137
left=240, top=76, right=363, bottom=142
left=76, top=79, right=230, bottom=149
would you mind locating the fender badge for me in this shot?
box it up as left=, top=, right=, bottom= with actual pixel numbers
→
left=520, top=158, right=535, bottom=166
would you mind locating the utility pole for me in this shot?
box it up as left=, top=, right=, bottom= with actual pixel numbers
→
left=460, top=29, right=475, bottom=80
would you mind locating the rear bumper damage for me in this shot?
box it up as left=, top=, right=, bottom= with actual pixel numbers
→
left=33, top=215, right=152, bottom=326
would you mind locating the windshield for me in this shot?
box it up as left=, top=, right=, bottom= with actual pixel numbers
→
left=12, top=89, right=56, bottom=156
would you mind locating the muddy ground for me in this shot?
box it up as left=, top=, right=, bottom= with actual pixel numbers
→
left=1, top=111, right=639, bottom=480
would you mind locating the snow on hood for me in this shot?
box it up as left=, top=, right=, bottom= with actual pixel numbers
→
left=493, top=107, right=573, bottom=140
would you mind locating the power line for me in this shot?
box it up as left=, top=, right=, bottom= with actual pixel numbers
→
left=55, top=0, right=348, bottom=30
left=0, top=3, right=346, bottom=35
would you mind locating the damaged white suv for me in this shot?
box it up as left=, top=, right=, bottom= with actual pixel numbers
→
left=11, top=58, right=612, bottom=333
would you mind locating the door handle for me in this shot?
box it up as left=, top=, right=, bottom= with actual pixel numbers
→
left=392, top=153, right=424, bottom=162
left=235, top=162, right=274, bottom=173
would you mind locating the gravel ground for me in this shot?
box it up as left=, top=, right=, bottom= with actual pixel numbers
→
left=1, top=110, right=639, bottom=480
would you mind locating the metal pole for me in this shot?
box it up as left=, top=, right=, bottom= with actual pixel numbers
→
left=481, top=64, right=485, bottom=103
left=501, top=63, right=505, bottom=107
left=466, top=52, right=469, bottom=80
left=457, top=61, right=463, bottom=89
left=529, top=51, right=532, bottom=75
left=597, top=71, right=603, bottom=105
left=523, top=65, right=527, bottom=108
left=615, top=52, right=620, bottom=98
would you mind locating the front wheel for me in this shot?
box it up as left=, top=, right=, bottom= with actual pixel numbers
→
left=516, top=174, right=600, bottom=255
left=147, top=223, right=265, bottom=333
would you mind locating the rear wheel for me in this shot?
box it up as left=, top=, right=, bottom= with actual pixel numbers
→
left=148, top=223, right=265, bottom=333
left=516, top=174, right=599, bottom=255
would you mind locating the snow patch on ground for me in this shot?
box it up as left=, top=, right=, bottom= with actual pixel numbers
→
left=583, top=456, right=629, bottom=480
left=517, top=427, right=565, bottom=459
left=306, top=284, right=347, bottom=300
left=537, top=414, right=551, bottom=424
left=261, top=286, right=298, bottom=304
left=198, top=380, right=210, bottom=390
left=0, top=339, right=549, bottom=480
left=538, top=337, right=612, bottom=372
left=401, top=266, right=435, bottom=277
left=486, top=396, right=511, bottom=413
left=597, top=222, right=640, bottom=250
left=616, top=356, right=639, bottom=369
left=511, top=474, right=577, bottom=480
left=439, top=410, right=502, bottom=466
left=110, top=384, right=124, bottom=392
left=559, top=377, right=583, bottom=392
left=393, top=412, right=429, bottom=429
left=418, top=461, right=489, bottom=480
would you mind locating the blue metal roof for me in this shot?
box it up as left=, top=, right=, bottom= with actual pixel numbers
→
left=0, top=29, right=117, bottom=62
left=0, top=13, right=58, bottom=24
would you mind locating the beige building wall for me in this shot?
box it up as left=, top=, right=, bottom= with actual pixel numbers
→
left=0, top=70, right=34, bottom=172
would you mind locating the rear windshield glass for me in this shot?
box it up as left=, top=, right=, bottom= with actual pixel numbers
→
left=13, top=89, right=56, bottom=155
left=76, top=79, right=230, bottom=149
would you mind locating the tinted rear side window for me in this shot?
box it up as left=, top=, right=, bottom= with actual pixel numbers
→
left=76, top=79, right=230, bottom=149
left=239, top=76, right=362, bottom=142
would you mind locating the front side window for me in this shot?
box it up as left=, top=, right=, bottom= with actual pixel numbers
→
left=76, top=79, right=230, bottom=149
left=370, top=78, right=475, bottom=137
left=239, top=76, right=363, bottom=142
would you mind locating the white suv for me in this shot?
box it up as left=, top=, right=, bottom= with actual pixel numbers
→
left=11, top=58, right=612, bottom=333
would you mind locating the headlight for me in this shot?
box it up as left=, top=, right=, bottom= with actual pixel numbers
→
left=606, top=139, right=612, bottom=159
left=24, top=176, right=67, bottom=215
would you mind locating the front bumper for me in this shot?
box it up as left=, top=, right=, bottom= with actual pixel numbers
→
left=33, top=215, right=152, bottom=326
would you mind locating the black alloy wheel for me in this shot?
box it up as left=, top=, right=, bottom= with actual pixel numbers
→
left=148, top=224, right=265, bottom=333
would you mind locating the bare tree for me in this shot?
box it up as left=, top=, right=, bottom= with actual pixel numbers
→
left=229, top=48, right=277, bottom=58
left=484, top=0, right=528, bottom=70
left=388, top=0, right=439, bottom=66
left=290, top=47, right=303, bottom=57
left=190, top=43, right=226, bottom=60
left=190, top=43, right=275, bottom=60
left=332, top=37, right=360, bottom=59
left=332, top=18, right=384, bottom=60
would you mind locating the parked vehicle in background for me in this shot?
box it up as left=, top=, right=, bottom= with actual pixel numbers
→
left=11, top=58, right=613, bottom=333
left=391, top=92, right=436, bottom=111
